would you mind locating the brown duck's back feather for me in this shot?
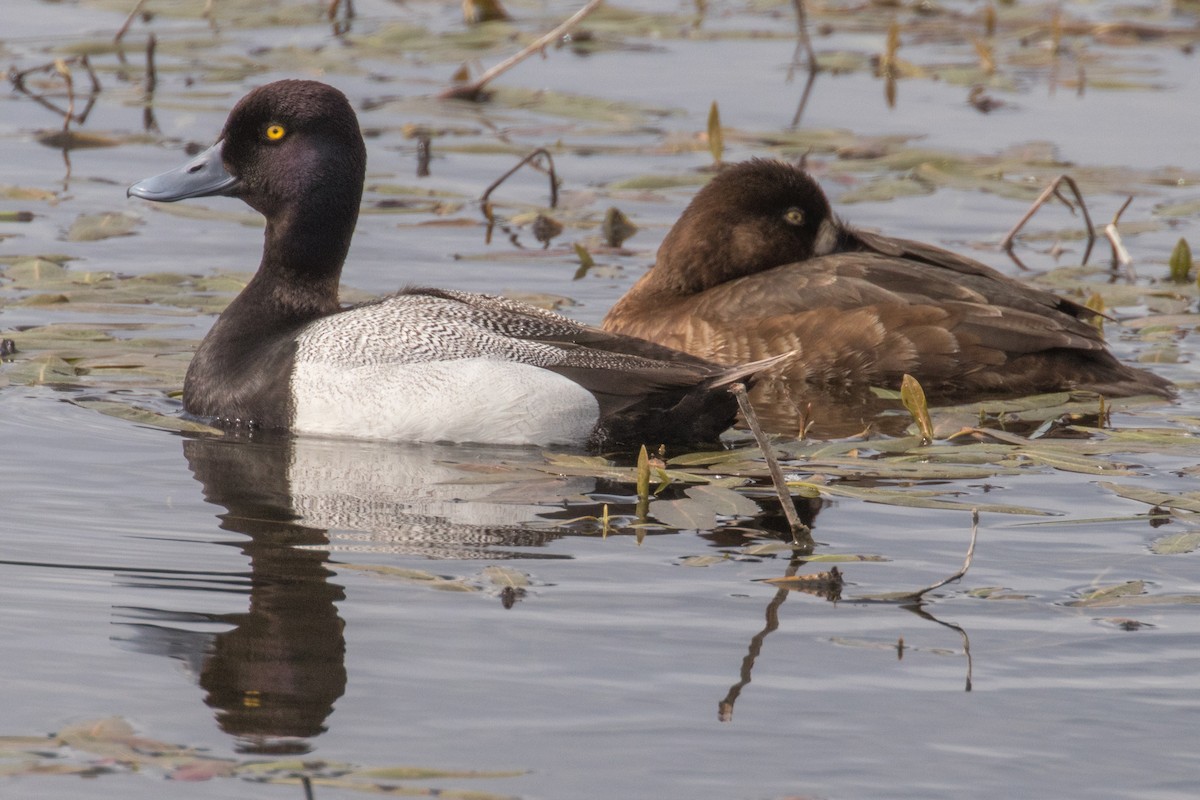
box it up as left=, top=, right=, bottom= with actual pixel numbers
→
left=603, top=160, right=1173, bottom=401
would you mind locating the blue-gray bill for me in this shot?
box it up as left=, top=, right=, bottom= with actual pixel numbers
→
left=127, top=140, right=239, bottom=202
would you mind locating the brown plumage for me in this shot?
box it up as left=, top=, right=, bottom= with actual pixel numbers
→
left=604, top=159, right=1173, bottom=403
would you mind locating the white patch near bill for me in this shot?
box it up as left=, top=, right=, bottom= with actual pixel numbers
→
left=290, top=357, right=599, bottom=445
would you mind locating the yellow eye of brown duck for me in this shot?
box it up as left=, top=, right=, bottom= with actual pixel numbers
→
left=783, top=207, right=804, bottom=226
left=265, top=124, right=286, bottom=141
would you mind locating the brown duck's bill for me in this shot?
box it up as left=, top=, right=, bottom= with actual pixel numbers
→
left=127, top=140, right=240, bottom=202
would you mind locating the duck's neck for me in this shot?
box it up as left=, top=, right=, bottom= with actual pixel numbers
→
left=248, top=198, right=359, bottom=320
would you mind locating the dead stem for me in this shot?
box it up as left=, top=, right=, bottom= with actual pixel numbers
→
left=143, top=34, right=159, bottom=133
left=1105, top=196, right=1136, bottom=279
left=329, top=0, right=355, bottom=35
left=731, top=383, right=811, bottom=545
left=785, top=0, right=819, bottom=81
left=115, top=0, right=148, bottom=43
left=718, top=572, right=792, bottom=721
left=904, top=509, right=979, bottom=602
left=788, top=69, right=818, bottom=130
left=1000, top=174, right=1095, bottom=270
left=438, top=0, right=605, bottom=101
left=480, top=150, right=558, bottom=208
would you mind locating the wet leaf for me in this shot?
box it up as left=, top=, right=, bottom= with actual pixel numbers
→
left=462, top=0, right=510, bottom=24
left=799, top=482, right=1054, bottom=515
left=1099, top=482, right=1200, bottom=514
left=1167, top=237, right=1192, bottom=283
left=706, top=100, right=723, bottom=166
left=1149, top=531, right=1200, bottom=555
left=601, top=206, right=637, bottom=247
left=900, top=374, right=933, bottom=443
left=481, top=565, right=529, bottom=588
left=65, top=212, right=141, bottom=242
left=70, top=398, right=219, bottom=434
left=1070, top=580, right=1145, bottom=606
left=680, top=554, right=728, bottom=567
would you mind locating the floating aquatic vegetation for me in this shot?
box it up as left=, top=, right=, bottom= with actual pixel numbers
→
left=0, top=716, right=523, bottom=795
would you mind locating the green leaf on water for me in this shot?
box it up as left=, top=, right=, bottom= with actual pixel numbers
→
left=1168, top=237, right=1193, bottom=283
left=900, top=374, right=934, bottom=443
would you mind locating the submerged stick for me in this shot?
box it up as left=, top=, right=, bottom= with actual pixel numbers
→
left=439, top=0, right=604, bottom=101
left=859, top=509, right=979, bottom=603
left=114, top=0, right=148, bottom=43
left=786, top=0, right=819, bottom=80
left=1105, top=196, right=1136, bottom=279
left=731, top=383, right=810, bottom=543
left=479, top=148, right=558, bottom=243
left=1000, top=174, right=1095, bottom=270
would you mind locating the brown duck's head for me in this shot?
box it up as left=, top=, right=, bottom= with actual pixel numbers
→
left=653, top=159, right=843, bottom=295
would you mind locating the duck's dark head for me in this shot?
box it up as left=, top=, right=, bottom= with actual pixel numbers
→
left=129, top=80, right=366, bottom=298
left=653, top=159, right=843, bottom=295
left=130, top=80, right=365, bottom=220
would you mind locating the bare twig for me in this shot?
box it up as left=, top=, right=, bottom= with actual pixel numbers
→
left=785, top=0, right=819, bottom=81
left=478, top=148, right=559, bottom=242
left=439, top=0, right=604, bottom=101
left=788, top=69, right=818, bottom=130
left=1105, top=196, right=1136, bottom=279
left=329, top=0, right=355, bottom=35
left=858, top=509, right=979, bottom=603
left=143, top=34, right=159, bottom=133
left=719, top=569, right=792, bottom=722
left=731, top=383, right=811, bottom=545
left=114, top=0, right=148, bottom=43
left=480, top=148, right=558, bottom=207
left=1000, top=174, right=1095, bottom=270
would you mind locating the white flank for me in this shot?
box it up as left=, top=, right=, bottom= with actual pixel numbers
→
left=290, top=357, right=599, bottom=445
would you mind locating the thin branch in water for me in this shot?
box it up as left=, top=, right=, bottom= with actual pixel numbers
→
left=1105, top=195, right=1136, bottom=279
left=114, top=0, right=148, bottom=43
left=785, top=0, right=819, bottom=81
left=480, top=148, right=559, bottom=208
left=439, top=0, right=604, bottom=101
left=329, top=0, right=355, bottom=35
left=788, top=68, right=819, bottom=130
left=858, top=509, right=979, bottom=603
left=731, top=383, right=812, bottom=545
left=1000, top=174, right=1095, bottom=270
left=143, top=33, right=159, bottom=133
left=478, top=148, right=559, bottom=243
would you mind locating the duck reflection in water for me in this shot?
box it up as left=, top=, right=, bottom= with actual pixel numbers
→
left=117, top=433, right=583, bottom=754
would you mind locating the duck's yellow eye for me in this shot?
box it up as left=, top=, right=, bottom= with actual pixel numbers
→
left=265, top=124, right=286, bottom=141
left=783, top=207, right=805, bottom=226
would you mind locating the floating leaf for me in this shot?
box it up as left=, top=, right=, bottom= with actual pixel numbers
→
left=70, top=398, right=220, bottom=434
left=900, top=373, right=933, bottom=443
left=1099, top=482, right=1200, bottom=514
left=462, top=0, right=510, bottom=24
left=65, top=212, right=140, bottom=242
left=601, top=206, right=637, bottom=246
left=1149, top=531, right=1200, bottom=555
left=1070, top=580, right=1145, bottom=606
left=1167, top=237, right=1192, bottom=283
left=680, top=554, right=727, bottom=567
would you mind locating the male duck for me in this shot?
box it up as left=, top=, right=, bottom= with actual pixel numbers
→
left=129, top=80, right=771, bottom=448
left=603, top=159, right=1173, bottom=400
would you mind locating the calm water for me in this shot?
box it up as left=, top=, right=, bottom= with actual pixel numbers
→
left=2, top=0, right=1200, bottom=797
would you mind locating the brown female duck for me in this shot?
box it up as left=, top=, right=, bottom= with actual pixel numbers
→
left=603, top=159, right=1173, bottom=401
